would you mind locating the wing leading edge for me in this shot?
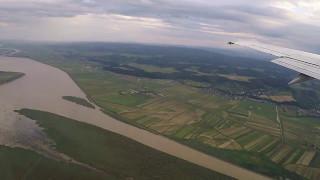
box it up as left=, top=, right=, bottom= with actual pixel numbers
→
left=229, top=41, right=320, bottom=85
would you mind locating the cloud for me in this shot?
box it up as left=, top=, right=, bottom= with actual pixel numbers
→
left=0, top=0, right=319, bottom=51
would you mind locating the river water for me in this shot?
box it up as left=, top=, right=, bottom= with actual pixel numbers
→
left=0, top=56, right=269, bottom=180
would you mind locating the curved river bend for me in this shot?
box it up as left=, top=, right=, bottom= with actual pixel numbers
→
left=0, top=56, right=269, bottom=180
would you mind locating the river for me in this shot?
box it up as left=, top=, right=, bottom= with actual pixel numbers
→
left=0, top=56, right=269, bottom=180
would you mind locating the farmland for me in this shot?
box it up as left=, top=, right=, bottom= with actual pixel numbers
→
left=9, top=42, right=320, bottom=179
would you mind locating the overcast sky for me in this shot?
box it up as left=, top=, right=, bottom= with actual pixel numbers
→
left=0, top=0, right=319, bottom=51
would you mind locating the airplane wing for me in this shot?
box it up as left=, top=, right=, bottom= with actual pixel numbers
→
left=229, top=41, right=320, bottom=85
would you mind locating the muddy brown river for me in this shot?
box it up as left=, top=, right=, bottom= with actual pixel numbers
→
left=0, top=56, right=269, bottom=180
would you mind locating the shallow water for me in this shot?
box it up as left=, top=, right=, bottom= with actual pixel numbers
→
left=0, top=56, right=269, bottom=180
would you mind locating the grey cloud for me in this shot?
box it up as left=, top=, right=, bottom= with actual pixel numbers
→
left=0, top=0, right=287, bottom=24
left=0, top=0, right=319, bottom=51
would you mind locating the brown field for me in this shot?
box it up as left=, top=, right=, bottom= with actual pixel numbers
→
left=246, top=122, right=280, bottom=135
left=229, top=128, right=252, bottom=139
left=258, top=139, right=279, bottom=153
left=260, top=95, right=295, bottom=103
left=270, top=145, right=293, bottom=163
left=219, top=127, right=247, bottom=137
left=217, top=74, right=255, bottom=82
left=297, top=151, right=317, bottom=166
left=244, top=135, right=269, bottom=151
left=219, top=140, right=242, bottom=150
left=269, top=95, right=295, bottom=103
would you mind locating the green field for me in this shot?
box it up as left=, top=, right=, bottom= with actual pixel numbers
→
left=62, top=96, right=95, bottom=109
left=0, top=71, right=24, bottom=85
left=0, top=146, right=112, bottom=180
left=16, top=109, right=231, bottom=180
left=128, top=63, right=178, bottom=73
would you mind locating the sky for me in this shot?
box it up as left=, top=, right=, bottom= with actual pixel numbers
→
left=0, top=0, right=319, bottom=51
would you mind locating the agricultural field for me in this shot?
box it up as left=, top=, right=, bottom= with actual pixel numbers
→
left=128, top=63, right=178, bottom=73
left=9, top=42, right=320, bottom=179
left=260, top=91, right=296, bottom=103
left=217, top=74, right=255, bottom=82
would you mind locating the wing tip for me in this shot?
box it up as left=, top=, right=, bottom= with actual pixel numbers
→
left=288, top=73, right=313, bottom=85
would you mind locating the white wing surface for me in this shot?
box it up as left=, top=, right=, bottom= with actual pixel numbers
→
left=229, top=41, right=320, bottom=84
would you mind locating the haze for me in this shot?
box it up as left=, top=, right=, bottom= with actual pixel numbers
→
left=0, top=0, right=319, bottom=51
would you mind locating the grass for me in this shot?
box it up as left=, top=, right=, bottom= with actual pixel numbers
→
left=284, top=149, right=304, bottom=165
left=0, top=146, right=113, bottom=180
left=16, top=109, right=231, bottom=180
left=62, top=96, right=95, bottom=109
left=232, top=100, right=277, bottom=121
left=310, top=152, right=320, bottom=168
left=0, top=71, right=24, bottom=85
left=174, top=126, right=196, bottom=139
left=236, top=131, right=263, bottom=146
left=250, top=136, right=275, bottom=152
left=181, top=80, right=211, bottom=88
left=104, top=93, right=149, bottom=106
